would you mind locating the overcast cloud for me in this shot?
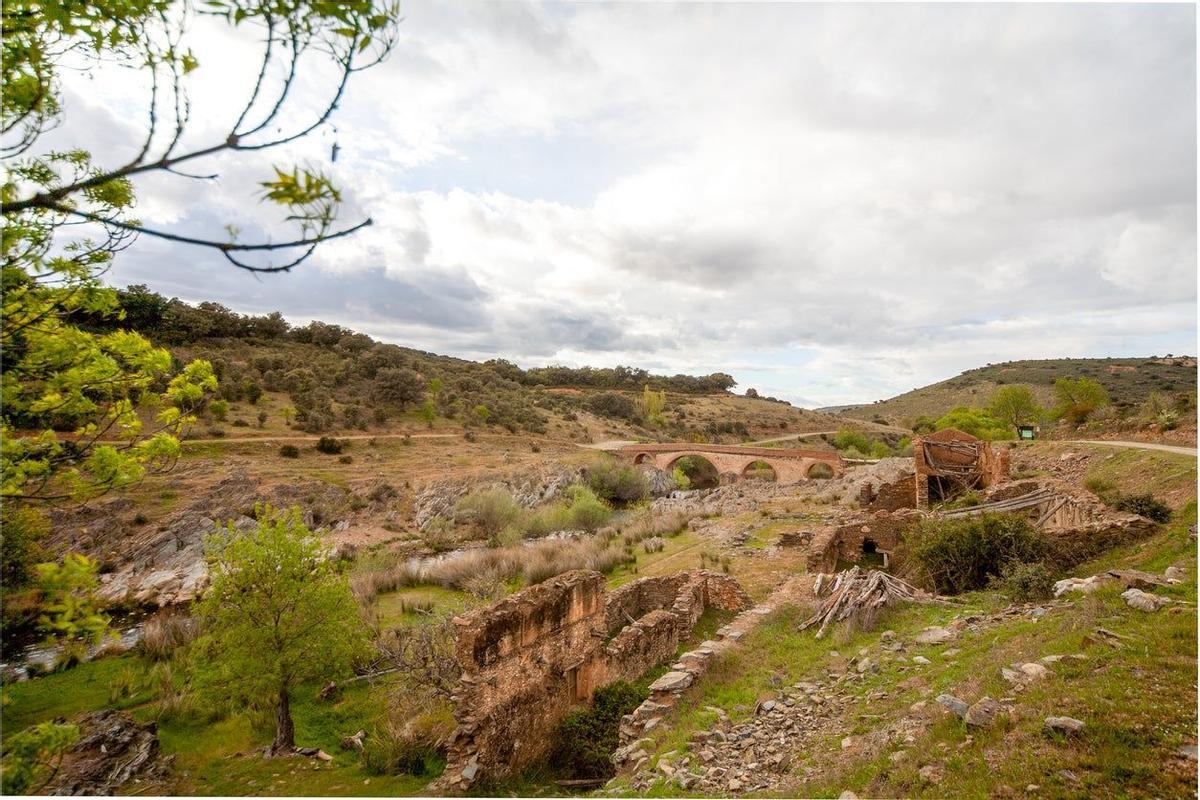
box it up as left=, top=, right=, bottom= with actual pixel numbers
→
left=48, top=2, right=1196, bottom=406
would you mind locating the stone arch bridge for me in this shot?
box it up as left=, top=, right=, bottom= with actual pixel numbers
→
left=616, top=443, right=845, bottom=484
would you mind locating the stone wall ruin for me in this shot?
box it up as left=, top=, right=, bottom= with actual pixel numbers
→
left=437, top=569, right=751, bottom=791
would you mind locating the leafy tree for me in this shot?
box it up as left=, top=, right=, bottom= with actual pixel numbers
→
left=639, top=385, right=667, bottom=426
left=1, top=506, right=48, bottom=587
left=0, top=720, right=80, bottom=794
left=374, top=367, right=425, bottom=408
left=195, top=506, right=366, bottom=754
left=3, top=1, right=400, bottom=273
left=472, top=404, right=491, bottom=425
left=933, top=407, right=1013, bottom=441
left=987, top=385, right=1043, bottom=432
left=208, top=399, right=230, bottom=422
left=419, top=399, right=436, bottom=429
left=1052, top=377, right=1109, bottom=426
left=833, top=430, right=871, bottom=452
left=588, top=392, right=636, bottom=420
left=35, top=553, right=111, bottom=667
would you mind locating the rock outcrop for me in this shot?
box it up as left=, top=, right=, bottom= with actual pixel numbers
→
left=45, top=710, right=170, bottom=795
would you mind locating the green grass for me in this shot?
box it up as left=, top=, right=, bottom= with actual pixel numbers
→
left=374, top=586, right=474, bottom=628
left=1079, top=447, right=1197, bottom=505
left=3, top=655, right=435, bottom=796
left=607, top=505, right=1198, bottom=799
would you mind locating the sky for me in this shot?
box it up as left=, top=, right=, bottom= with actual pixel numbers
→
left=44, top=2, right=1198, bottom=407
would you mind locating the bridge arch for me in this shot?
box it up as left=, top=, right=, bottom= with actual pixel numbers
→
left=667, top=453, right=722, bottom=489
left=807, top=462, right=835, bottom=480
left=633, top=452, right=654, bottom=465
left=741, top=459, right=778, bottom=482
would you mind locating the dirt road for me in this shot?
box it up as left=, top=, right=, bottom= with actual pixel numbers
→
left=1066, top=439, right=1197, bottom=457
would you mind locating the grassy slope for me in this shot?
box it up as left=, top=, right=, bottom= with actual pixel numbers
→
left=832, top=357, right=1197, bottom=425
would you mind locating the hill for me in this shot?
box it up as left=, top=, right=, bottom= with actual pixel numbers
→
left=828, top=357, right=1197, bottom=427
left=80, top=286, right=863, bottom=446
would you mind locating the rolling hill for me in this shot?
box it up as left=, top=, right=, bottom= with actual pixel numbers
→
left=826, top=357, right=1197, bottom=426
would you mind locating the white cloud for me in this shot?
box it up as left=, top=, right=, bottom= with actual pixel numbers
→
left=27, top=2, right=1196, bottom=406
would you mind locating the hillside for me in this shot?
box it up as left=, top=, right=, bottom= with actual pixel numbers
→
left=78, top=287, right=867, bottom=447
left=829, top=357, right=1197, bottom=427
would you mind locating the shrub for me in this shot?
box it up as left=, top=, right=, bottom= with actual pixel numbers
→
left=587, top=392, right=637, bottom=420
left=587, top=460, right=649, bottom=504
left=548, top=680, right=648, bottom=778
left=279, top=444, right=300, bottom=458
left=360, top=704, right=453, bottom=777
left=457, top=489, right=521, bottom=536
left=671, top=466, right=691, bottom=491
left=208, top=398, right=229, bottom=421
left=1083, top=476, right=1117, bottom=502
left=565, top=485, right=612, bottom=532
left=138, top=610, right=199, bottom=661
left=907, top=514, right=1050, bottom=595
left=523, top=503, right=573, bottom=538
left=833, top=430, right=871, bottom=453
left=991, top=560, right=1056, bottom=602
left=339, top=455, right=353, bottom=464
left=1114, top=494, right=1171, bottom=523
left=642, top=537, right=665, bottom=554
left=316, top=436, right=346, bottom=454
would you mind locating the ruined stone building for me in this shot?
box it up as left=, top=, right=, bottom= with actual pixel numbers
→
left=913, top=428, right=1010, bottom=509
left=437, top=569, right=751, bottom=791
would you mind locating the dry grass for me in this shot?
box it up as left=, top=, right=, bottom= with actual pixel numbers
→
left=138, top=609, right=199, bottom=661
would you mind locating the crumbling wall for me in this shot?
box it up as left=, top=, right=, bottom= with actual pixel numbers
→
left=438, top=569, right=750, bottom=791
left=806, top=510, right=925, bottom=573
left=867, top=473, right=918, bottom=512
left=914, top=429, right=1011, bottom=509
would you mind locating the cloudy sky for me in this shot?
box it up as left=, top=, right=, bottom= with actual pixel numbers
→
left=50, top=2, right=1196, bottom=406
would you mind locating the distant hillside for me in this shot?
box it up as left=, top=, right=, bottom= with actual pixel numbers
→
left=829, top=357, right=1198, bottom=426
left=77, top=286, right=858, bottom=444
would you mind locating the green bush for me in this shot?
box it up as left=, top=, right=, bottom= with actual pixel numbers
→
left=587, top=460, right=649, bottom=504
left=1083, top=476, right=1117, bottom=502
left=316, top=436, right=345, bottom=454
left=933, top=407, right=1013, bottom=441
left=833, top=429, right=871, bottom=453
left=1114, top=493, right=1171, bottom=523
left=548, top=680, right=648, bottom=778
left=908, top=514, right=1050, bottom=595
left=566, top=486, right=612, bottom=532
left=279, top=444, right=300, bottom=458
left=457, top=488, right=521, bottom=536
left=991, top=560, right=1056, bottom=602
left=587, top=392, right=637, bottom=420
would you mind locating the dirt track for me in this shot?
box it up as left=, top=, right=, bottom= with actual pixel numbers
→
left=1067, top=439, right=1197, bottom=457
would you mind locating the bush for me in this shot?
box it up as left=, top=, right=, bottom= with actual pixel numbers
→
left=567, top=487, right=612, bottom=532
left=548, top=680, right=648, bottom=778
left=339, top=455, right=353, bottom=464
left=833, top=429, right=871, bottom=453
left=279, top=444, right=300, bottom=458
left=1083, top=476, right=1117, bottom=502
left=316, top=436, right=346, bottom=454
left=907, top=514, right=1050, bottom=595
left=138, top=610, right=199, bottom=661
left=587, top=460, right=650, bottom=504
left=991, top=560, right=1056, bottom=602
left=457, top=489, right=521, bottom=536
left=587, top=392, right=637, bottom=420
left=1114, top=493, right=1172, bottom=523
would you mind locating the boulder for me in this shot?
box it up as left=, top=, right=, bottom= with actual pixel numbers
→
left=936, top=693, right=969, bottom=719
left=964, top=697, right=1001, bottom=728
left=1044, top=716, right=1085, bottom=735
left=649, top=671, right=694, bottom=693
left=1121, top=588, right=1170, bottom=612
left=44, top=710, right=169, bottom=795
left=914, top=626, right=956, bottom=645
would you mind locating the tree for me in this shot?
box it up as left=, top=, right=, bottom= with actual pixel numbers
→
left=195, top=506, right=365, bottom=755
left=987, top=385, right=1042, bottom=431
left=3, top=1, right=401, bottom=273
left=374, top=367, right=425, bottom=408
left=639, top=385, right=666, bottom=426
left=419, top=400, right=436, bottom=429
left=0, top=721, right=80, bottom=794
left=472, top=404, right=492, bottom=426
left=934, top=407, right=1013, bottom=441
left=35, top=553, right=112, bottom=667
left=1052, top=377, right=1109, bottom=426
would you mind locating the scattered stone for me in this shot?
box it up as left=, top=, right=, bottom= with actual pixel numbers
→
left=941, top=648, right=961, bottom=658
left=1164, top=566, right=1185, bottom=583
left=1019, top=662, right=1050, bottom=681
left=915, top=626, right=956, bottom=645
left=964, top=697, right=1002, bottom=728
left=1044, top=716, right=1085, bottom=735
left=841, top=736, right=854, bottom=749
left=889, top=750, right=908, bottom=763
left=1106, top=569, right=1168, bottom=590
left=1057, top=770, right=1080, bottom=784
left=839, top=791, right=859, bottom=799
left=912, top=656, right=931, bottom=665
left=650, top=671, right=695, bottom=692
left=936, top=693, right=969, bottom=719
left=728, top=777, right=743, bottom=792
left=1121, top=588, right=1170, bottom=612
left=918, top=764, right=944, bottom=784
left=1053, top=576, right=1105, bottom=597
left=1176, top=744, right=1198, bottom=761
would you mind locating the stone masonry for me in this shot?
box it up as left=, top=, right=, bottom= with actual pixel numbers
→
left=436, top=569, right=751, bottom=791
